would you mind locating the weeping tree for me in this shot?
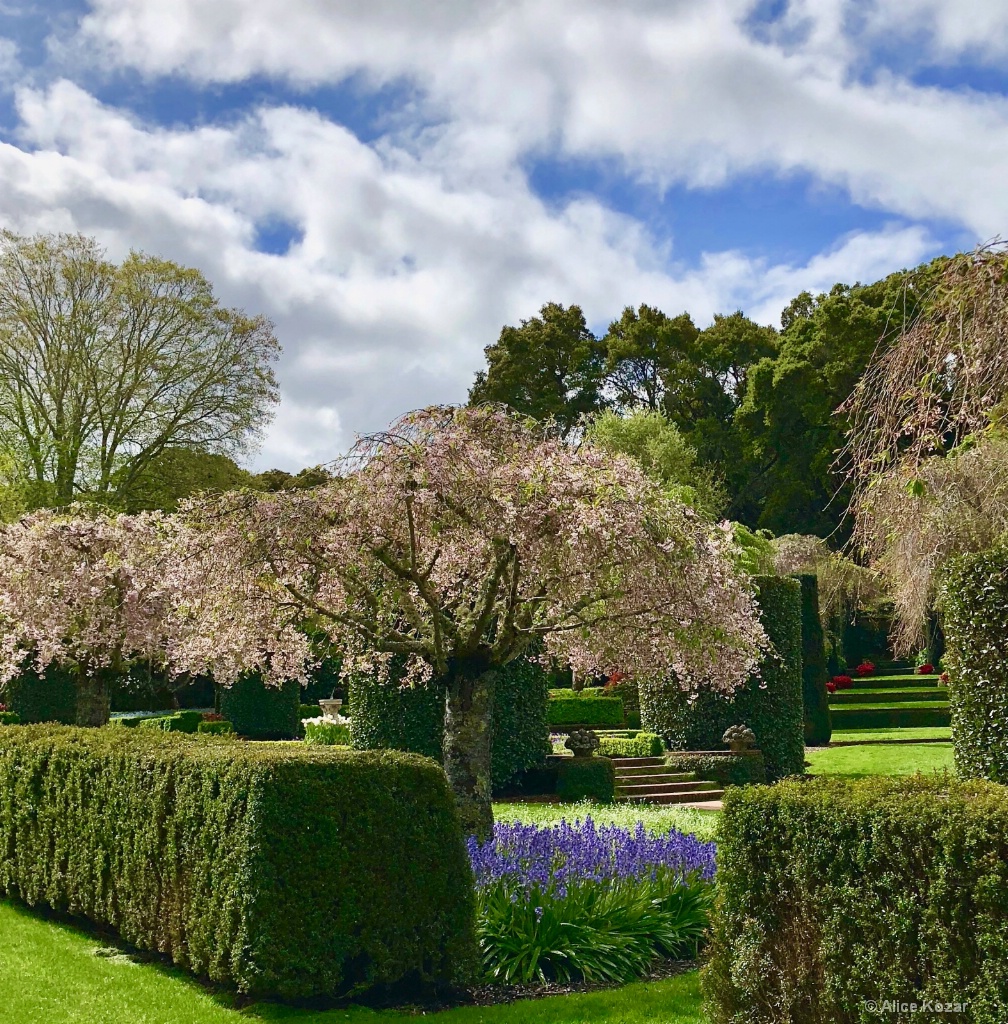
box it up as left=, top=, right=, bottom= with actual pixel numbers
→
left=842, top=243, right=1008, bottom=651
left=178, top=406, right=766, bottom=838
left=0, top=508, right=174, bottom=725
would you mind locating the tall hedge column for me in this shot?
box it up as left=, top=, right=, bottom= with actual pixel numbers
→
left=797, top=574, right=832, bottom=746
left=941, top=547, right=1008, bottom=781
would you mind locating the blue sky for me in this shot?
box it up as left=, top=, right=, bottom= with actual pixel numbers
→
left=0, top=1, right=1005, bottom=468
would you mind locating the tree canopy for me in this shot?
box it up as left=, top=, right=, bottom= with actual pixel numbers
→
left=0, top=232, right=280, bottom=510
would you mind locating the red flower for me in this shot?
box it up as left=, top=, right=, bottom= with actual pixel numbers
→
left=940, top=671, right=950, bottom=684
left=826, top=681, right=837, bottom=694
left=202, top=711, right=224, bottom=722
left=606, top=670, right=626, bottom=685
left=855, top=661, right=875, bottom=677
left=831, top=675, right=853, bottom=689
left=917, top=663, right=934, bottom=674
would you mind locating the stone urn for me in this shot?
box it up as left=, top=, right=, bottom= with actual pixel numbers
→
left=319, top=698, right=343, bottom=720
left=723, top=724, right=756, bottom=753
left=565, top=729, right=600, bottom=758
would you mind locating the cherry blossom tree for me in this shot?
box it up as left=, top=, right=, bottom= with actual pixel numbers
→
left=182, top=406, right=766, bottom=838
left=0, top=508, right=176, bottom=725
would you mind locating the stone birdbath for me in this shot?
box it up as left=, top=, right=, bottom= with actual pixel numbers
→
left=319, top=698, right=344, bottom=720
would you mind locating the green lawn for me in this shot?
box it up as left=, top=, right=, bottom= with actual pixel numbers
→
left=493, top=800, right=720, bottom=842
left=0, top=900, right=706, bottom=1024
left=830, top=726, right=951, bottom=743
left=828, top=700, right=948, bottom=710
left=806, top=742, right=954, bottom=778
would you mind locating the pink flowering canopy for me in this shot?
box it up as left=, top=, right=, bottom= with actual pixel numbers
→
left=182, top=406, right=766, bottom=693
left=0, top=508, right=175, bottom=682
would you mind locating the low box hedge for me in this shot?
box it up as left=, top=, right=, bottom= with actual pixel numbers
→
left=598, top=732, right=664, bottom=758
left=547, top=690, right=624, bottom=728
left=0, top=725, right=476, bottom=1000
left=136, top=710, right=204, bottom=734
left=664, top=750, right=765, bottom=786
left=704, top=775, right=1008, bottom=1023
left=554, top=755, right=615, bottom=802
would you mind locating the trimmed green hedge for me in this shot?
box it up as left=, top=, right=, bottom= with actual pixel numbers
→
left=196, top=720, right=233, bottom=736
left=351, top=656, right=551, bottom=791
left=547, top=690, right=624, bottom=728
left=941, top=547, right=1008, bottom=782
left=0, top=725, right=476, bottom=999
left=603, top=679, right=641, bottom=729
left=1, top=665, right=77, bottom=724
left=555, top=755, right=615, bottom=802
left=704, top=776, right=1008, bottom=1023
left=664, top=750, right=765, bottom=786
left=299, top=703, right=321, bottom=720
left=136, top=710, right=204, bottom=734
left=598, top=732, right=664, bottom=758
left=796, top=574, right=832, bottom=746
left=219, top=675, right=301, bottom=740
left=639, top=575, right=804, bottom=782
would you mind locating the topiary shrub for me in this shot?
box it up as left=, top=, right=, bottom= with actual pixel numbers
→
left=299, top=703, right=321, bottom=720
left=639, top=574, right=804, bottom=782
left=555, top=755, right=615, bottom=803
left=664, top=750, right=765, bottom=786
left=547, top=690, right=624, bottom=728
left=350, top=656, right=551, bottom=791
left=219, top=674, right=301, bottom=740
left=0, top=725, right=476, bottom=1000
left=704, top=775, right=1008, bottom=1023
left=0, top=711, right=20, bottom=725
left=941, top=546, right=1008, bottom=781
left=598, top=732, right=664, bottom=758
left=1, top=664, right=77, bottom=724
left=196, top=720, right=233, bottom=736
left=796, top=574, right=832, bottom=746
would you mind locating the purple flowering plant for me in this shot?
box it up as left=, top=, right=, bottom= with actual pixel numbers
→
left=468, top=817, right=715, bottom=985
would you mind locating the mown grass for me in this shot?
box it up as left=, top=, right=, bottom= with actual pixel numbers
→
left=0, top=899, right=705, bottom=1024
left=493, top=800, right=720, bottom=842
left=829, top=726, right=951, bottom=743
left=806, top=742, right=954, bottom=778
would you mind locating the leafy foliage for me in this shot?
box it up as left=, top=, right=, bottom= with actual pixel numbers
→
left=598, top=732, right=664, bottom=758
left=940, top=546, right=1008, bottom=781
left=704, top=776, right=1008, bottom=1024
left=218, top=674, right=301, bottom=740
left=795, top=574, right=832, bottom=746
left=0, top=665, right=77, bottom=724
left=663, top=750, right=765, bottom=786
left=303, top=718, right=351, bottom=745
left=548, top=690, right=625, bottom=727
left=0, top=725, right=477, bottom=999
left=639, top=575, right=804, bottom=782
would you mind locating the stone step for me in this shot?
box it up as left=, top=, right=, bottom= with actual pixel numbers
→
left=614, top=772, right=696, bottom=785
left=831, top=688, right=948, bottom=705
left=618, top=789, right=726, bottom=805
left=608, top=756, right=665, bottom=767
left=613, top=766, right=694, bottom=779
left=615, top=780, right=720, bottom=796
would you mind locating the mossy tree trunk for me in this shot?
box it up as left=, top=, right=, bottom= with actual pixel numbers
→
left=443, top=659, right=498, bottom=842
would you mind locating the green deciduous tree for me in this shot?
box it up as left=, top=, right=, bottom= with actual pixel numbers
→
left=468, top=302, right=605, bottom=433
left=0, top=232, right=280, bottom=509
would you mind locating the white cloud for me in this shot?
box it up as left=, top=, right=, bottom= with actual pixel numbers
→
left=0, top=77, right=939, bottom=468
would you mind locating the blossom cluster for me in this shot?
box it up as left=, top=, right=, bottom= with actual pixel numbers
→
left=467, top=817, right=716, bottom=898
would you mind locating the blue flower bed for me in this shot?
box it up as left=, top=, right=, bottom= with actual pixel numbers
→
left=469, top=818, right=715, bottom=985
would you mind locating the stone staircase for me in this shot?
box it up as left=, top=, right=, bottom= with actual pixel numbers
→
left=611, top=756, right=724, bottom=805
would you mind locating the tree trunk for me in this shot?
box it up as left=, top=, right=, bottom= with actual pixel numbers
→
left=75, top=668, right=111, bottom=727
left=443, top=664, right=497, bottom=842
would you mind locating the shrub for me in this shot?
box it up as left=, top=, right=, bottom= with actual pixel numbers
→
left=704, top=776, right=1008, bottom=1024
left=941, top=547, right=1008, bottom=781
left=136, top=710, right=203, bottom=734
left=598, top=732, right=664, bottom=758
left=918, top=662, right=935, bottom=674
left=219, top=674, right=301, bottom=740
left=470, top=819, right=714, bottom=984
left=639, top=575, right=804, bottom=782
left=196, top=720, right=233, bottom=736
left=0, top=725, right=476, bottom=999
left=351, top=656, right=551, bottom=791
left=603, top=675, right=641, bottom=728
left=825, top=681, right=836, bottom=694
left=855, top=660, right=875, bottom=677
left=555, top=755, right=615, bottom=802
left=796, top=574, right=831, bottom=746
left=300, top=703, right=321, bottom=719
left=664, top=750, right=765, bottom=787
left=1, top=664, right=77, bottom=724
left=0, top=711, right=20, bottom=725
left=547, top=690, right=624, bottom=728
left=831, top=674, right=853, bottom=689
left=303, top=718, right=351, bottom=746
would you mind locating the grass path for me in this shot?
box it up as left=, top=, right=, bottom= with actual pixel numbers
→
left=0, top=900, right=706, bottom=1024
